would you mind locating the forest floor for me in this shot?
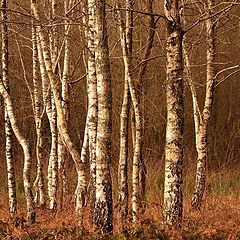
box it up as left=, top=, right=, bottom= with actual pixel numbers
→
left=0, top=193, right=240, bottom=240
left=0, top=167, right=240, bottom=239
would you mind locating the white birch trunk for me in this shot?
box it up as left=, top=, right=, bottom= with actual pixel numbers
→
left=58, top=0, right=71, bottom=208
left=117, top=1, right=131, bottom=224
left=118, top=74, right=130, bottom=224
left=0, top=84, right=36, bottom=224
left=48, top=94, right=58, bottom=210
left=1, top=0, right=17, bottom=218
left=163, top=0, right=184, bottom=227
left=94, top=0, right=113, bottom=233
left=47, top=0, right=59, bottom=211
left=32, top=0, right=87, bottom=225
left=191, top=0, right=215, bottom=210
left=32, top=24, right=46, bottom=207
left=117, top=3, right=143, bottom=223
left=36, top=26, right=58, bottom=211
left=85, top=0, right=98, bottom=221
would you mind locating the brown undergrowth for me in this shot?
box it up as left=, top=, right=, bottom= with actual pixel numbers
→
left=0, top=193, right=240, bottom=240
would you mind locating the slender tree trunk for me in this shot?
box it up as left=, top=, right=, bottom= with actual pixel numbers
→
left=1, top=0, right=17, bottom=218
left=48, top=94, right=58, bottom=210
left=46, top=0, right=59, bottom=211
left=84, top=0, right=98, bottom=222
left=0, top=84, right=36, bottom=224
left=58, top=0, right=71, bottom=209
left=163, top=0, right=184, bottom=228
left=32, top=24, right=46, bottom=207
left=118, top=80, right=130, bottom=224
left=191, top=0, right=215, bottom=210
left=117, top=2, right=143, bottom=223
left=93, top=0, right=113, bottom=233
left=32, top=0, right=87, bottom=225
left=117, top=1, right=132, bottom=224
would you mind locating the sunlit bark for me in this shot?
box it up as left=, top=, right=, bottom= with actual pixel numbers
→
left=117, top=0, right=143, bottom=223
left=32, top=24, right=46, bottom=207
left=163, top=0, right=184, bottom=227
left=94, top=0, right=113, bottom=233
left=1, top=0, right=17, bottom=218
left=58, top=0, right=72, bottom=209
left=117, top=1, right=131, bottom=224
left=0, top=84, right=36, bottom=224
left=83, top=0, right=98, bottom=221
left=191, top=0, right=216, bottom=210
left=32, top=0, right=87, bottom=225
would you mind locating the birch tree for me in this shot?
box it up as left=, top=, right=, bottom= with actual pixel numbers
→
left=163, top=0, right=184, bottom=227
left=58, top=0, right=71, bottom=208
left=82, top=0, right=98, bottom=221
left=32, top=24, right=46, bottom=207
left=93, top=0, right=113, bottom=233
left=31, top=0, right=87, bottom=224
left=47, top=0, right=59, bottom=211
left=187, top=0, right=216, bottom=210
left=117, top=0, right=132, bottom=224
left=1, top=0, right=17, bottom=218
left=0, top=85, right=36, bottom=224
left=117, top=1, right=143, bottom=224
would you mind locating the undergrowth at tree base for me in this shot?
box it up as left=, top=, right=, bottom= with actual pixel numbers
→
left=0, top=193, right=240, bottom=240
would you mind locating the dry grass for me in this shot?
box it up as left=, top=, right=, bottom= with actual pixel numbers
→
left=1, top=154, right=240, bottom=239
left=0, top=192, right=240, bottom=239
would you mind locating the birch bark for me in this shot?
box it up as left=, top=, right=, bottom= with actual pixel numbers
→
left=32, top=0, right=87, bottom=224
left=58, top=0, right=71, bottom=208
left=117, top=1, right=131, bottom=224
left=94, top=0, right=113, bottom=233
left=191, top=0, right=216, bottom=210
left=47, top=0, right=59, bottom=211
left=84, top=0, right=98, bottom=221
left=0, top=84, right=36, bottom=224
left=117, top=3, right=142, bottom=223
left=32, top=24, right=46, bottom=207
left=163, top=0, right=184, bottom=227
left=1, top=0, right=17, bottom=218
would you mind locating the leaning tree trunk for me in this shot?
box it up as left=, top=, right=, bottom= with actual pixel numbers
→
left=0, top=84, right=36, bottom=224
left=191, top=0, right=215, bottom=210
left=32, top=0, right=87, bottom=225
left=1, top=0, right=17, bottom=218
left=93, top=0, right=113, bottom=233
left=47, top=0, right=59, bottom=211
left=163, top=0, right=184, bottom=228
left=117, top=1, right=131, bottom=224
left=117, top=1, right=143, bottom=224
